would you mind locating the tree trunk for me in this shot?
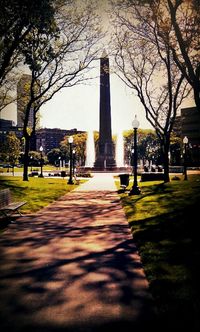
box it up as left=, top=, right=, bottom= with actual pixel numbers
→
left=193, top=82, right=200, bottom=114
left=23, top=135, right=30, bottom=181
left=161, top=140, right=170, bottom=183
left=22, top=100, right=32, bottom=181
left=163, top=149, right=170, bottom=183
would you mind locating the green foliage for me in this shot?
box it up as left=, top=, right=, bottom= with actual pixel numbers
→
left=0, top=0, right=56, bottom=84
left=123, top=128, right=161, bottom=164
left=47, top=132, right=88, bottom=166
left=47, top=148, right=62, bottom=165
left=0, top=132, right=21, bottom=164
left=29, top=150, right=43, bottom=165
left=60, top=133, right=87, bottom=166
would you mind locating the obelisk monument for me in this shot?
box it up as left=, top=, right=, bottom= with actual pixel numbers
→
left=94, top=51, right=116, bottom=170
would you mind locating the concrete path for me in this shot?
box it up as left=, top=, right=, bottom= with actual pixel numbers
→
left=0, top=173, right=157, bottom=332
left=75, top=172, right=118, bottom=191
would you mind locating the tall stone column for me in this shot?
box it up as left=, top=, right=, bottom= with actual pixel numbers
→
left=94, top=51, right=116, bottom=170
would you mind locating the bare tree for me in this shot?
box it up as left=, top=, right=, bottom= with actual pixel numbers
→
left=113, top=0, right=200, bottom=112
left=19, top=1, right=103, bottom=180
left=111, top=1, right=191, bottom=182
left=166, top=0, right=200, bottom=112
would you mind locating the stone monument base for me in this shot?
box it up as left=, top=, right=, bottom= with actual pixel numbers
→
left=93, top=155, right=116, bottom=171
left=78, top=166, right=132, bottom=173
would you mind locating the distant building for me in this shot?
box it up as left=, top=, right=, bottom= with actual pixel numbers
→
left=0, top=119, right=23, bottom=150
left=180, top=106, right=200, bottom=166
left=0, top=119, right=15, bottom=129
left=171, top=107, right=200, bottom=166
left=0, top=119, right=14, bottom=145
left=181, top=106, right=200, bottom=145
left=36, top=128, right=85, bottom=154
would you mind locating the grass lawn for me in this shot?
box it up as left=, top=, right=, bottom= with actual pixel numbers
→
left=0, top=176, right=83, bottom=214
left=0, top=165, right=69, bottom=174
left=117, top=174, right=200, bottom=331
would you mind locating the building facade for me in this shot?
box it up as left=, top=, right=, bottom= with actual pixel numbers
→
left=181, top=106, right=200, bottom=166
left=36, top=128, right=85, bottom=154
left=172, top=106, right=200, bottom=166
left=0, top=119, right=23, bottom=144
left=181, top=107, right=200, bottom=144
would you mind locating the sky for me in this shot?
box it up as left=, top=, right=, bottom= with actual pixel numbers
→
left=39, top=65, right=153, bottom=135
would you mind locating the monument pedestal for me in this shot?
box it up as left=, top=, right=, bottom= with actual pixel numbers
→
left=94, top=141, right=116, bottom=170
left=94, top=156, right=116, bottom=170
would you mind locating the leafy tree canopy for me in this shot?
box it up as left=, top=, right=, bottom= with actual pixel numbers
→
left=0, top=0, right=56, bottom=85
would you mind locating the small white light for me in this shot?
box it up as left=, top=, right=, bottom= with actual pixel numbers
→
left=132, top=115, right=140, bottom=129
left=68, top=136, right=73, bottom=144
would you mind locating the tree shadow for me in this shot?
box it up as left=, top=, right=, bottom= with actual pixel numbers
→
left=127, top=202, right=200, bottom=331
left=0, top=190, right=157, bottom=332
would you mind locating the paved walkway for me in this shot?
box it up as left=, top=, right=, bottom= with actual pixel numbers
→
left=74, top=172, right=118, bottom=191
left=0, top=173, right=157, bottom=332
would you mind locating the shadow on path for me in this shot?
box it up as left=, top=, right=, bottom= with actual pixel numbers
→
left=0, top=191, right=157, bottom=332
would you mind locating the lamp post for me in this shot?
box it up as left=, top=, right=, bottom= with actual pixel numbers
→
left=131, top=146, right=134, bottom=167
left=183, top=136, right=188, bottom=180
left=129, top=115, right=141, bottom=195
left=72, top=149, right=76, bottom=176
left=58, top=156, right=61, bottom=169
left=39, top=146, right=43, bottom=177
left=68, top=136, right=74, bottom=184
left=30, top=156, right=33, bottom=172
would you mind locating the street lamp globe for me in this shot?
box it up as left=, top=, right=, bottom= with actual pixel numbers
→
left=72, top=149, right=76, bottom=176
left=39, top=145, right=44, bottom=177
left=132, top=115, right=140, bottom=129
left=68, top=136, right=73, bottom=144
left=183, top=136, right=189, bottom=180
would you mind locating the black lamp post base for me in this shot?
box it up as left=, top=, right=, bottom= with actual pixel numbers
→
left=183, top=166, right=188, bottom=180
left=38, top=174, right=43, bottom=178
left=129, top=186, right=141, bottom=195
left=67, top=179, right=74, bottom=185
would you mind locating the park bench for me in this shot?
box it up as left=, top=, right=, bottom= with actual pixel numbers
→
left=140, top=172, right=165, bottom=182
left=0, top=188, right=27, bottom=219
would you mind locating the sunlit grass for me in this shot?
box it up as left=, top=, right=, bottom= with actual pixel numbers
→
left=0, top=164, right=69, bottom=173
left=0, top=176, right=84, bottom=213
